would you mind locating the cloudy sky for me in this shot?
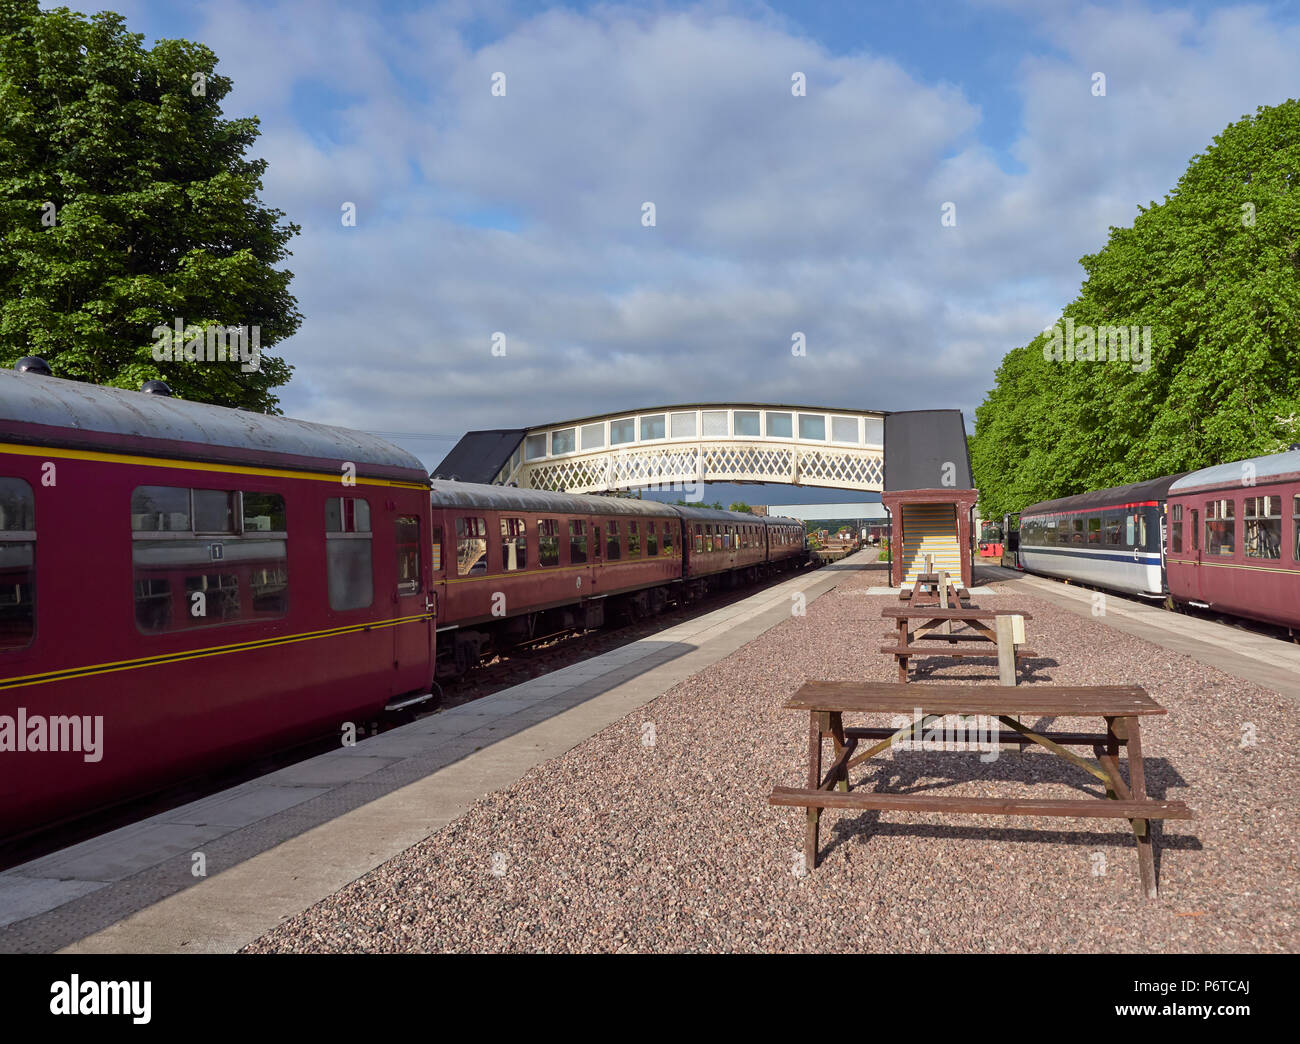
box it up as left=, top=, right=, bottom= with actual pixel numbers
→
left=60, top=0, right=1300, bottom=475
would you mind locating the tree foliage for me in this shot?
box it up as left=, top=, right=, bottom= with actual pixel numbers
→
left=972, top=100, right=1300, bottom=515
left=0, top=0, right=299, bottom=410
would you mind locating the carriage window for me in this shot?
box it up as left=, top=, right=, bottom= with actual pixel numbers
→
left=663, top=524, right=674, bottom=556
left=538, top=519, right=560, bottom=566
left=456, top=517, right=488, bottom=576
left=1087, top=517, right=1101, bottom=544
left=325, top=497, right=371, bottom=611
left=569, top=520, right=588, bottom=564
left=627, top=522, right=641, bottom=557
left=606, top=521, right=621, bottom=560
left=704, top=525, right=714, bottom=553
left=1205, top=499, right=1235, bottom=556
left=1295, top=496, right=1300, bottom=561
left=325, top=496, right=369, bottom=533
left=431, top=525, right=443, bottom=573
left=0, top=477, right=35, bottom=650
left=194, top=490, right=237, bottom=533
left=242, top=492, right=287, bottom=532
left=1130, top=513, right=1147, bottom=548
left=501, top=517, right=527, bottom=570
left=694, top=524, right=703, bottom=552
left=1071, top=518, right=1084, bottom=544
left=131, top=485, right=192, bottom=531
left=395, top=516, right=421, bottom=594
left=250, top=561, right=289, bottom=614
left=185, top=573, right=241, bottom=622
left=1170, top=504, right=1183, bottom=554
left=1244, top=496, right=1281, bottom=559
left=647, top=522, right=658, bottom=556
left=133, top=485, right=292, bottom=630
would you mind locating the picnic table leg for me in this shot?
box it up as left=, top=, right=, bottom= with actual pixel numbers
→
left=829, top=712, right=850, bottom=792
left=1126, top=716, right=1158, bottom=900
left=1099, top=716, right=1122, bottom=800
left=805, top=712, right=825, bottom=871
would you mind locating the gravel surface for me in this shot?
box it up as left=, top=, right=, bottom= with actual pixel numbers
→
left=245, top=561, right=1299, bottom=953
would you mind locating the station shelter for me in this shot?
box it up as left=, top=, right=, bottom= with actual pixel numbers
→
left=879, top=410, right=978, bottom=591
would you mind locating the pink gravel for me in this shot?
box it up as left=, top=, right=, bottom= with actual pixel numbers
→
left=244, top=563, right=1299, bottom=953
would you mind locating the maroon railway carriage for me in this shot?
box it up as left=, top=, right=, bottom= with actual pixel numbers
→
left=0, top=368, right=434, bottom=839
left=427, top=482, right=809, bottom=674
left=677, top=505, right=768, bottom=581
left=1165, top=449, right=1300, bottom=630
left=764, top=516, right=807, bottom=565
left=429, top=482, right=683, bottom=672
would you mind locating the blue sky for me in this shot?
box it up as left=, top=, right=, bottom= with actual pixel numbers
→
left=53, top=0, right=1300, bottom=498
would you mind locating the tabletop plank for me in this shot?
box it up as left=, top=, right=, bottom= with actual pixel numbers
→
left=783, top=681, right=1165, bottom=716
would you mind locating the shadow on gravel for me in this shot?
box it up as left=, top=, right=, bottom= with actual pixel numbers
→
left=908, top=656, right=1060, bottom=682
left=820, top=752, right=1201, bottom=882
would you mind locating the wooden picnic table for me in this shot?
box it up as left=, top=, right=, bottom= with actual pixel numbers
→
left=880, top=606, right=1036, bottom=683
left=768, top=680, right=1193, bottom=899
left=899, top=570, right=970, bottom=609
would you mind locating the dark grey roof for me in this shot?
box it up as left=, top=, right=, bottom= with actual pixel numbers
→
left=430, top=480, right=678, bottom=517
left=0, top=369, right=424, bottom=472
left=1169, top=450, right=1300, bottom=493
left=883, top=410, right=972, bottom=490
left=675, top=505, right=770, bottom=523
left=1022, top=473, right=1187, bottom=516
left=432, top=429, right=527, bottom=483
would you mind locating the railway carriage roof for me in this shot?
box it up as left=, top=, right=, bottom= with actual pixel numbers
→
left=0, top=369, right=424, bottom=474
left=1021, top=473, right=1186, bottom=516
left=1168, top=449, right=1300, bottom=493
left=429, top=480, right=680, bottom=517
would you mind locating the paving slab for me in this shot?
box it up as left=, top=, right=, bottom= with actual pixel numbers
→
left=976, top=564, right=1300, bottom=701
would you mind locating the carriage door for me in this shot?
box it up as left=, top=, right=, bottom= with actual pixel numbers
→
left=393, top=514, right=433, bottom=691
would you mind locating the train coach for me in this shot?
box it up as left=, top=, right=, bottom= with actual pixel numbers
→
left=0, top=365, right=436, bottom=839
left=1017, top=474, right=1185, bottom=598
left=427, top=480, right=807, bottom=674
left=1164, top=449, right=1300, bottom=630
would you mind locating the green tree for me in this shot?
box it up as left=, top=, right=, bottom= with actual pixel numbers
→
left=972, top=100, right=1300, bottom=515
left=0, top=0, right=299, bottom=410
left=728, top=501, right=753, bottom=513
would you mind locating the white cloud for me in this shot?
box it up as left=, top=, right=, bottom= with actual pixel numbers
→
left=60, top=1, right=1300, bottom=467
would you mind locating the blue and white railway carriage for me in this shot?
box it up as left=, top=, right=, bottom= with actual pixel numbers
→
left=1017, top=474, right=1185, bottom=598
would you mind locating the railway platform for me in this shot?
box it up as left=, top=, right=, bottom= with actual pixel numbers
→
left=0, top=553, right=870, bottom=954
left=975, top=564, right=1300, bottom=702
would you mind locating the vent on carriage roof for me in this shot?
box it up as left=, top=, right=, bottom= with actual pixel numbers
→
left=432, top=429, right=529, bottom=483
left=883, top=410, right=973, bottom=491
left=13, top=356, right=52, bottom=376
